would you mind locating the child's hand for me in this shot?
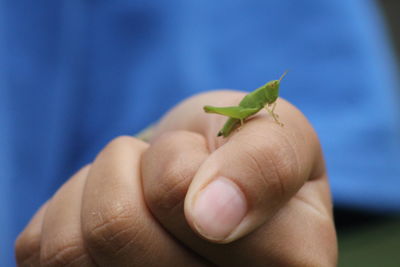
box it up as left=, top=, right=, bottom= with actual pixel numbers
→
left=15, top=91, right=337, bottom=266
left=143, top=90, right=337, bottom=266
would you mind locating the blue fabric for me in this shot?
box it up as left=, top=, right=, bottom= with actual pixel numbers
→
left=1, top=0, right=399, bottom=265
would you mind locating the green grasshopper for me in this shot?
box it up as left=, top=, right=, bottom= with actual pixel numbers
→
left=203, top=72, right=287, bottom=137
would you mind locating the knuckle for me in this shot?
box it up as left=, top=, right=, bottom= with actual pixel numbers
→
left=271, top=132, right=303, bottom=194
left=144, top=131, right=205, bottom=212
left=241, top=133, right=299, bottom=199
left=263, top=150, right=290, bottom=199
left=243, top=142, right=285, bottom=199
left=84, top=202, right=140, bottom=257
left=40, top=237, right=87, bottom=267
left=154, top=130, right=204, bottom=149
left=105, top=136, right=146, bottom=153
left=109, top=135, right=135, bottom=146
left=15, top=232, right=41, bottom=266
left=149, top=160, right=192, bottom=212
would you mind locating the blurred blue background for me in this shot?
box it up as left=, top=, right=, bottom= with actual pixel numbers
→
left=1, top=1, right=399, bottom=266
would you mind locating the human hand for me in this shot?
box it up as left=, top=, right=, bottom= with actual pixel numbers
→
left=141, top=90, right=337, bottom=266
left=14, top=137, right=210, bottom=266
left=15, top=91, right=337, bottom=266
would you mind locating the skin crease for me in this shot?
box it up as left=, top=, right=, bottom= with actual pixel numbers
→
left=15, top=90, right=337, bottom=267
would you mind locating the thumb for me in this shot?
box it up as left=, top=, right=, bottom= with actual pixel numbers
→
left=184, top=99, right=324, bottom=243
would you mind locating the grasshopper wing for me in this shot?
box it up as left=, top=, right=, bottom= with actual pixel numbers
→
left=203, top=105, right=259, bottom=119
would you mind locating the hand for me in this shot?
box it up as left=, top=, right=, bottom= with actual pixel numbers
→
left=15, top=91, right=337, bottom=266
left=142, top=90, right=337, bottom=266
left=14, top=138, right=209, bottom=266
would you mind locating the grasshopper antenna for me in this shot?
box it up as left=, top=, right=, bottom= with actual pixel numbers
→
left=279, top=70, right=288, bottom=82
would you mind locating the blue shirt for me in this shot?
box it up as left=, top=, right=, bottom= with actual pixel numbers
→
left=1, top=1, right=399, bottom=265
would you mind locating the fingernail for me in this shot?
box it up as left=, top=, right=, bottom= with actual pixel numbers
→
left=191, top=177, right=247, bottom=241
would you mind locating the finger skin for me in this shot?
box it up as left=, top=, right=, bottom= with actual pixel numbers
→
left=39, top=165, right=95, bottom=267
left=15, top=203, right=48, bottom=266
left=16, top=136, right=210, bottom=267
left=142, top=130, right=209, bottom=237
left=185, top=98, right=321, bottom=243
left=81, top=136, right=208, bottom=267
left=144, top=91, right=337, bottom=266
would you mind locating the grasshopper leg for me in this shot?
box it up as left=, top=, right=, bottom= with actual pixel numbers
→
left=236, top=119, right=244, bottom=132
left=265, top=102, right=283, bottom=126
